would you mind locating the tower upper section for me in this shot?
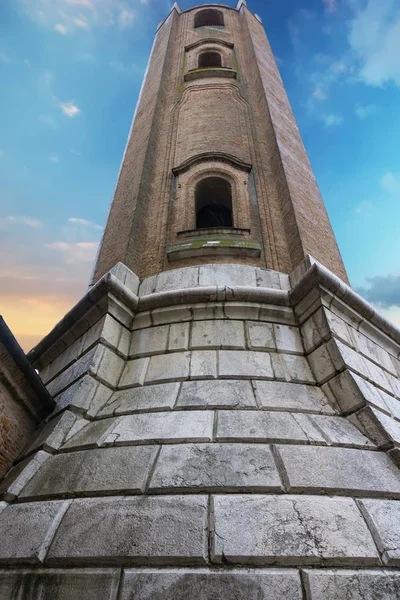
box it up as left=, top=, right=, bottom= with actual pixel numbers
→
left=92, top=1, right=348, bottom=283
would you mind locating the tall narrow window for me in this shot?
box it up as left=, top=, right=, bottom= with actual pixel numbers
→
left=198, top=52, right=222, bottom=69
left=195, top=177, right=233, bottom=229
left=194, top=9, right=224, bottom=28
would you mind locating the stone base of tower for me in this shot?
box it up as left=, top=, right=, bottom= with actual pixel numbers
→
left=1, top=259, right=400, bottom=598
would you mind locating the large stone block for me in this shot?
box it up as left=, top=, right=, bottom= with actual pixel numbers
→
left=130, top=325, right=169, bottom=358
left=271, top=354, right=315, bottom=384
left=190, top=351, right=217, bottom=379
left=253, top=380, right=335, bottom=414
left=212, top=495, right=379, bottom=566
left=219, top=350, right=273, bottom=379
left=306, top=414, right=374, bottom=447
left=358, top=499, right=400, bottom=565
left=119, top=357, right=150, bottom=387
left=246, top=322, right=275, bottom=351
left=0, top=450, right=50, bottom=502
left=149, top=443, right=282, bottom=492
left=191, top=320, right=246, bottom=350
left=61, top=417, right=118, bottom=451
left=0, top=500, right=70, bottom=564
left=303, top=568, right=400, bottom=600
left=277, top=445, right=400, bottom=497
left=97, top=383, right=180, bottom=417
left=216, top=410, right=313, bottom=443
left=48, top=496, right=208, bottom=565
left=177, top=379, right=256, bottom=408
left=0, top=568, right=120, bottom=600
left=145, top=352, right=189, bottom=383
left=20, top=446, right=159, bottom=499
left=168, top=322, right=190, bottom=352
left=121, top=569, right=302, bottom=600
left=199, top=264, right=257, bottom=287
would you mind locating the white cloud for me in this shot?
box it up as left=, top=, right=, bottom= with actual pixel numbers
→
left=73, top=16, right=89, bottom=29
left=55, top=23, right=68, bottom=34
left=312, top=87, right=328, bottom=100
left=323, top=0, right=336, bottom=13
left=118, top=8, right=135, bottom=28
left=354, top=103, right=377, bottom=119
left=348, top=0, right=400, bottom=87
left=44, top=242, right=98, bottom=263
left=49, top=155, right=60, bottom=163
left=68, top=217, right=102, bottom=230
left=65, top=0, right=94, bottom=7
left=60, top=101, right=81, bottom=118
left=380, top=171, right=400, bottom=194
left=322, top=113, right=344, bottom=127
left=5, top=216, right=42, bottom=228
left=354, top=200, right=373, bottom=215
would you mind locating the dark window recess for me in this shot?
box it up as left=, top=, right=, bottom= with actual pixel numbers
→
left=195, top=177, right=233, bottom=229
left=194, top=9, right=225, bottom=28
left=198, top=52, right=222, bottom=68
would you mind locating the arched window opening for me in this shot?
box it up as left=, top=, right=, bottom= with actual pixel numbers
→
left=194, top=9, right=224, bottom=28
left=195, top=177, right=233, bottom=229
left=198, top=51, right=222, bottom=69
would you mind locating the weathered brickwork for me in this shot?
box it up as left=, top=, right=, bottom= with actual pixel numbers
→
left=92, top=2, right=348, bottom=283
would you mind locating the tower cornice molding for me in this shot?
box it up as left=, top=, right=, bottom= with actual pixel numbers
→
left=185, top=38, right=234, bottom=51
left=172, top=152, right=252, bottom=176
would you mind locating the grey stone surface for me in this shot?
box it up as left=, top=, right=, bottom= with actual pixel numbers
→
left=246, top=321, right=275, bottom=351
left=154, top=266, right=199, bottom=293
left=97, top=383, right=180, bottom=416
left=177, top=380, right=256, bottom=408
left=20, top=446, right=159, bottom=499
left=145, top=352, right=189, bottom=383
left=0, top=450, right=50, bottom=501
left=274, top=324, right=304, bottom=354
left=303, top=569, right=400, bottom=600
left=254, top=380, right=335, bottom=414
left=277, top=445, right=400, bottom=497
left=130, top=325, right=169, bottom=357
left=168, top=322, right=190, bottom=351
left=219, top=350, right=273, bottom=379
left=199, top=264, right=257, bottom=287
left=0, top=568, right=120, bottom=600
left=212, top=495, right=379, bottom=566
left=152, top=305, right=192, bottom=326
left=307, top=414, right=374, bottom=447
left=0, top=500, right=70, bottom=564
left=23, top=411, right=84, bottom=456
left=48, top=495, right=208, bottom=565
left=121, top=569, right=302, bottom=600
left=357, top=406, right=400, bottom=448
left=191, top=320, right=246, bottom=350
left=102, top=411, right=214, bottom=445
left=149, top=444, right=282, bottom=492
left=358, top=499, right=400, bottom=565
left=61, top=417, right=117, bottom=450
left=119, top=357, right=150, bottom=387
left=190, top=351, right=217, bottom=379
left=56, top=375, right=113, bottom=416
left=216, top=410, right=310, bottom=443
left=271, top=354, right=315, bottom=384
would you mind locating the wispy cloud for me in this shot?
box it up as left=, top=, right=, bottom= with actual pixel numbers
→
left=55, top=23, right=68, bottom=34
left=118, top=8, right=135, bottom=28
left=357, top=274, right=400, bottom=309
left=49, top=155, right=60, bottom=163
left=4, top=216, right=42, bottom=228
left=348, top=0, right=400, bottom=87
left=323, top=0, right=337, bottom=14
left=68, top=217, right=103, bottom=230
left=73, top=16, right=89, bottom=29
left=354, top=103, right=377, bottom=119
left=312, top=87, right=328, bottom=100
left=354, top=200, right=373, bottom=215
left=60, top=101, right=81, bottom=118
left=44, top=241, right=98, bottom=263
left=322, top=113, right=343, bottom=127
left=380, top=172, right=400, bottom=194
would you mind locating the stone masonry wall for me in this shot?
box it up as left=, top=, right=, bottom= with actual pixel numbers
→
left=1, top=261, right=400, bottom=598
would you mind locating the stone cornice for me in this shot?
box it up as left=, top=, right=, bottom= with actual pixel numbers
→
left=172, top=152, right=252, bottom=175
left=185, top=38, right=234, bottom=51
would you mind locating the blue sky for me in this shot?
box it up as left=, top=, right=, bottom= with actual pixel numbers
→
left=1, top=0, right=400, bottom=350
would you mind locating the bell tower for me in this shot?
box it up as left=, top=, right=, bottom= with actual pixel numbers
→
left=92, top=0, right=348, bottom=283
left=1, top=2, right=400, bottom=599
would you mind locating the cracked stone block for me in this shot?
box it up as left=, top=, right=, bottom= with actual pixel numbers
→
left=155, top=267, right=199, bottom=293
left=23, top=411, right=85, bottom=456
left=246, top=322, right=275, bottom=351
left=102, top=411, right=214, bottom=445
left=145, top=353, right=190, bottom=384
left=148, top=444, right=282, bottom=493
left=177, top=380, right=256, bottom=409
left=303, top=569, right=400, bottom=599
left=61, top=418, right=118, bottom=451
left=190, top=351, right=217, bottom=379
left=168, top=323, right=190, bottom=351
left=20, top=446, right=159, bottom=499
left=0, top=500, right=70, bottom=564
left=48, top=496, right=208, bottom=565
left=121, top=569, right=302, bottom=600
left=307, top=414, right=374, bottom=447
left=253, top=381, right=335, bottom=414
left=0, top=451, right=51, bottom=502
left=212, top=495, right=379, bottom=566
left=97, top=383, right=180, bottom=417
left=274, top=325, right=304, bottom=354
left=191, top=320, right=246, bottom=350
left=199, top=264, right=257, bottom=287
left=55, top=375, right=113, bottom=415
left=358, top=499, right=400, bottom=566
left=356, top=406, right=400, bottom=448
left=219, top=351, right=273, bottom=379
left=130, top=325, right=169, bottom=358
left=271, top=354, right=315, bottom=384
left=0, top=568, right=120, bottom=600
left=216, top=410, right=311, bottom=443
left=277, top=445, right=400, bottom=497
left=255, top=268, right=283, bottom=289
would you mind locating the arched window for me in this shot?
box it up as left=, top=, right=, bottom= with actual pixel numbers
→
left=198, top=51, right=222, bottom=69
left=194, top=9, right=224, bottom=28
left=195, top=177, right=233, bottom=229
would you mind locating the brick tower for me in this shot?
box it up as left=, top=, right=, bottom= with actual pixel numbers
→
left=1, top=2, right=400, bottom=598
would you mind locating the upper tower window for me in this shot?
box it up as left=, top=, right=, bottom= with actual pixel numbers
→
left=198, top=51, right=222, bottom=69
left=195, top=177, right=233, bottom=229
left=194, top=9, right=225, bottom=28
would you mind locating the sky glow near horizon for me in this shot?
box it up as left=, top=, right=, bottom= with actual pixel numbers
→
left=1, top=0, right=400, bottom=351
